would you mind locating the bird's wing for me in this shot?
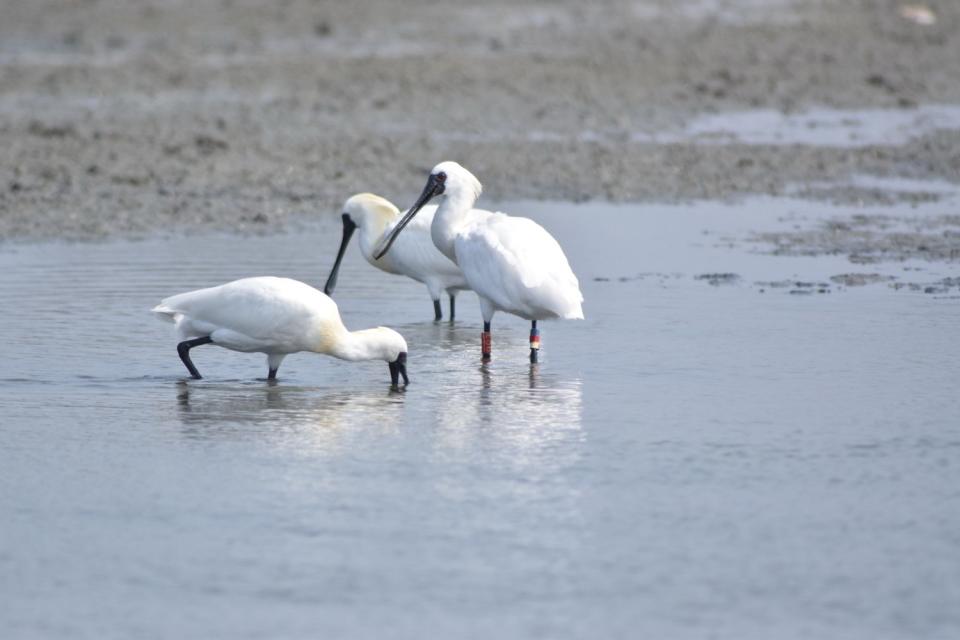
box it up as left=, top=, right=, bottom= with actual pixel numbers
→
left=455, top=214, right=583, bottom=319
left=155, top=277, right=336, bottom=342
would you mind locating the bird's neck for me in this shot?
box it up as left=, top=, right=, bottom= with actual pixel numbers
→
left=327, top=328, right=388, bottom=362
left=358, top=216, right=393, bottom=262
left=432, top=190, right=477, bottom=262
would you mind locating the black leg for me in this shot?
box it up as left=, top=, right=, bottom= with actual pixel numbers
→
left=482, top=321, right=492, bottom=361
left=177, top=336, right=213, bottom=379
left=266, top=354, right=285, bottom=380
left=529, top=320, right=540, bottom=363
left=433, top=299, right=442, bottom=321
left=448, top=294, right=456, bottom=321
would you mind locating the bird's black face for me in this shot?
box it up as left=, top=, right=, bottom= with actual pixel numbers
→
left=432, top=171, right=447, bottom=195
left=388, top=351, right=409, bottom=387
left=373, top=171, right=447, bottom=260
left=323, top=213, right=358, bottom=296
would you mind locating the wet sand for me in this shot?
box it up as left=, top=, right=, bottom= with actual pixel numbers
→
left=2, top=0, right=960, bottom=240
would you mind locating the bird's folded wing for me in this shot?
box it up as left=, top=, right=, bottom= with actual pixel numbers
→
left=456, top=215, right=583, bottom=317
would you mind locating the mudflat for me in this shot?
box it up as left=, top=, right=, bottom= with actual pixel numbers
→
left=2, top=0, right=959, bottom=240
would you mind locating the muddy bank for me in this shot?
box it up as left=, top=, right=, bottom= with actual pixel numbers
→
left=2, top=0, right=960, bottom=240
left=751, top=212, right=960, bottom=263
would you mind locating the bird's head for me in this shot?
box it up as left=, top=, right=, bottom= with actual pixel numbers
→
left=377, top=327, right=409, bottom=387
left=429, top=161, right=482, bottom=203
left=373, top=161, right=482, bottom=260
left=342, top=193, right=399, bottom=234
left=324, top=193, right=401, bottom=296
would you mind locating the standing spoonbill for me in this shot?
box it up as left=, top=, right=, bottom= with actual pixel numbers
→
left=374, top=162, right=583, bottom=363
left=152, top=276, right=409, bottom=385
left=324, top=193, right=471, bottom=321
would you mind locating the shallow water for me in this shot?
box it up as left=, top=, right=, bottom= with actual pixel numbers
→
left=663, top=105, right=960, bottom=148
left=1, top=199, right=959, bottom=639
left=379, top=104, right=960, bottom=150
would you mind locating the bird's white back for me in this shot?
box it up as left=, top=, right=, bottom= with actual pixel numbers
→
left=455, top=212, right=584, bottom=320
left=154, top=277, right=344, bottom=352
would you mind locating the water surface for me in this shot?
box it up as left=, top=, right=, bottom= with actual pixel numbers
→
left=1, top=199, right=959, bottom=639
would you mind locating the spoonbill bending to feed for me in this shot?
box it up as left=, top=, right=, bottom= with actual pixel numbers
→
left=324, top=193, right=470, bottom=321
left=152, top=277, right=409, bottom=385
left=375, top=162, right=583, bottom=363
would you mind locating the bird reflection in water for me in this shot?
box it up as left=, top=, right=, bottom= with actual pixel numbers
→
left=172, top=357, right=582, bottom=472
left=175, top=380, right=406, bottom=457
left=433, top=362, right=585, bottom=475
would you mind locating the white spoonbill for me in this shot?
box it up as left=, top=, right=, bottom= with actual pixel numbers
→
left=152, top=276, right=409, bottom=385
left=375, top=161, right=583, bottom=363
left=324, top=193, right=471, bottom=321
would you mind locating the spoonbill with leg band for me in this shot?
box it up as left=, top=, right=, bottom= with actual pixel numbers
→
left=152, top=276, right=409, bottom=385
left=324, top=193, right=472, bottom=321
left=374, top=161, right=583, bottom=363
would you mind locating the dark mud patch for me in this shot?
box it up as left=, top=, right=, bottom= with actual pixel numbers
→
left=788, top=184, right=945, bottom=207
left=830, top=273, right=897, bottom=287
left=755, top=280, right=832, bottom=294
left=695, top=273, right=741, bottom=286
left=752, top=214, right=960, bottom=263
left=889, top=277, right=960, bottom=295
left=27, top=121, right=77, bottom=139
left=594, top=272, right=681, bottom=284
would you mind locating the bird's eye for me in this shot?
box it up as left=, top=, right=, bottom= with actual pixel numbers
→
left=435, top=172, right=447, bottom=183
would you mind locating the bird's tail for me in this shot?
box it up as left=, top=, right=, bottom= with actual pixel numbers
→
left=563, top=305, right=585, bottom=320
left=151, top=304, right=178, bottom=323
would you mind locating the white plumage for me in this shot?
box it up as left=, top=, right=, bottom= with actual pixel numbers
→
left=455, top=212, right=584, bottom=322
left=324, top=193, right=473, bottom=320
left=375, top=162, right=583, bottom=362
left=153, top=276, right=408, bottom=384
